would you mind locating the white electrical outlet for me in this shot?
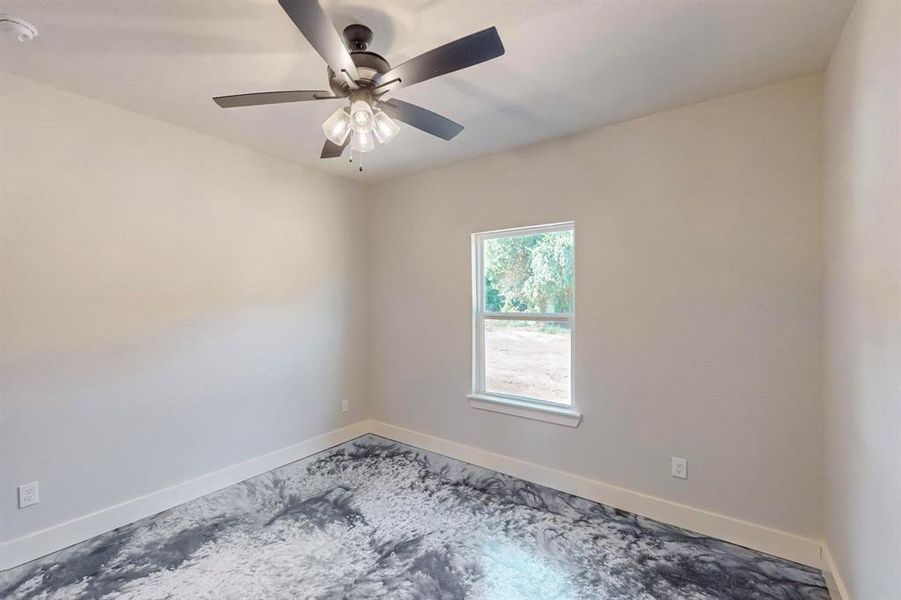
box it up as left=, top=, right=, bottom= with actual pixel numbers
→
left=341, top=398, right=349, bottom=413
left=18, top=481, right=39, bottom=508
left=671, top=457, right=688, bottom=480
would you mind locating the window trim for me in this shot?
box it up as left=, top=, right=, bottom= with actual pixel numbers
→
left=470, top=222, right=581, bottom=427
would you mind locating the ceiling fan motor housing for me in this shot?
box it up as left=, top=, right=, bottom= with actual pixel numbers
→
left=327, top=24, right=391, bottom=96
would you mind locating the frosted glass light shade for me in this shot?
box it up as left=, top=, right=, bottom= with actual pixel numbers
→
left=322, top=107, right=351, bottom=145
left=351, top=128, right=375, bottom=153
left=372, top=110, right=400, bottom=144
left=350, top=100, right=373, bottom=131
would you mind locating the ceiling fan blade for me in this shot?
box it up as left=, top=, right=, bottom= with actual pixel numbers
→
left=378, top=99, right=464, bottom=141
left=320, top=138, right=348, bottom=159
left=213, top=90, right=338, bottom=108
left=376, top=26, right=504, bottom=94
left=278, top=0, right=360, bottom=82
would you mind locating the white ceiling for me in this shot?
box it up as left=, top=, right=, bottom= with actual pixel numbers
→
left=0, top=0, right=852, bottom=181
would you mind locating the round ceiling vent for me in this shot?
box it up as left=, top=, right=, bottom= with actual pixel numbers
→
left=0, top=14, right=38, bottom=42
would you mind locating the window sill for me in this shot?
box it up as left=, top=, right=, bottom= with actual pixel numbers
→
left=467, top=394, right=582, bottom=427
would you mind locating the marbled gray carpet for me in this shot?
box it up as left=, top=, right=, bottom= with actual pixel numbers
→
left=0, top=434, right=828, bottom=599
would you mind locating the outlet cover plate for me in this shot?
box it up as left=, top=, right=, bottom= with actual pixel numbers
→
left=671, top=457, right=688, bottom=480
left=18, top=481, right=39, bottom=508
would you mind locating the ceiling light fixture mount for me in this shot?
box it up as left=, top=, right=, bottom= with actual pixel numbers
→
left=343, top=24, right=373, bottom=52
left=213, top=0, right=505, bottom=173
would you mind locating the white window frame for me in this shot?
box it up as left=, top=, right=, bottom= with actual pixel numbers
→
left=468, top=222, right=581, bottom=427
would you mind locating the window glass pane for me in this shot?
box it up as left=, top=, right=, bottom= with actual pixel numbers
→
left=485, top=320, right=571, bottom=404
left=484, top=229, right=573, bottom=313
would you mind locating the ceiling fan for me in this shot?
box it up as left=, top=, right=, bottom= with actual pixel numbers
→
left=213, top=0, right=505, bottom=171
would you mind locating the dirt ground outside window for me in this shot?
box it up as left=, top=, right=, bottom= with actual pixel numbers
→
left=484, top=323, right=571, bottom=404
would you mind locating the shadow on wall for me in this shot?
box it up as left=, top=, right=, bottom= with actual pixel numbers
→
left=0, top=290, right=355, bottom=541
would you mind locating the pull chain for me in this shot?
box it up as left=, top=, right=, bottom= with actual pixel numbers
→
left=359, top=151, right=364, bottom=173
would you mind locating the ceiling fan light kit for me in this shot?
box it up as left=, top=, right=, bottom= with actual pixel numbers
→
left=213, top=0, right=505, bottom=173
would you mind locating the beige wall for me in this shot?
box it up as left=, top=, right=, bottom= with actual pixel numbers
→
left=0, top=73, right=369, bottom=541
left=3, top=60, right=863, bottom=567
left=823, top=1, right=901, bottom=597
left=368, top=76, right=825, bottom=538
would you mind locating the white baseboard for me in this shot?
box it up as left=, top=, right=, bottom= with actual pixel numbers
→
left=1, top=418, right=825, bottom=575
left=822, top=546, right=850, bottom=600
left=0, top=421, right=371, bottom=571
left=368, top=420, right=824, bottom=569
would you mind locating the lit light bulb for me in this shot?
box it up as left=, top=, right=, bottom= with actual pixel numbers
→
left=321, top=107, right=351, bottom=145
left=350, top=100, right=373, bottom=131
left=351, top=128, right=375, bottom=153
left=372, top=110, right=400, bottom=144
left=354, top=111, right=371, bottom=127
